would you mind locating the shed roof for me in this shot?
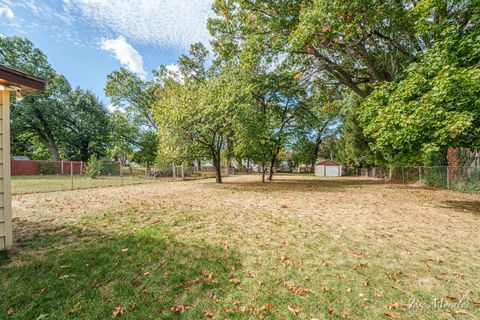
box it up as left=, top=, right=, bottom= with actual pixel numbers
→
left=0, top=65, right=45, bottom=93
left=316, top=160, right=341, bottom=166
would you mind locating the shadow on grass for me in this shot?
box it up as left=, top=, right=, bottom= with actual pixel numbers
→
left=217, top=176, right=389, bottom=193
left=0, top=227, right=241, bottom=319
left=440, top=200, right=480, bottom=215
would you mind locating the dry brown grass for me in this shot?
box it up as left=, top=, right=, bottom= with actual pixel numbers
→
left=9, top=174, right=480, bottom=319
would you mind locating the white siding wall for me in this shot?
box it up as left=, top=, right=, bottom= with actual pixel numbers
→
left=0, top=91, right=11, bottom=250
left=315, top=165, right=342, bottom=177
left=315, top=165, right=325, bottom=176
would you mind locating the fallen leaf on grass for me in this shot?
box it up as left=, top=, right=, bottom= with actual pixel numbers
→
left=288, top=305, right=300, bottom=316
left=170, top=304, right=189, bottom=313
left=387, top=275, right=401, bottom=284
left=353, top=263, right=368, bottom=270
left=260, top=304, right=273, bottom=311
left=121, top=248, right=129, bottom=252
left=384, top=312, right=397, bottom=320
left=470, top=300, right=480, bottom=307
left=205, top=310, right=216, bottom=318
left=112, top=306, right=125, bottom=317
left=387, top=302, right=400, bottom=310
left=328, top=309, right=335, bottom=315
left=229, top=278, right=241, bottom=284
left=290, top=287, right=313, bottom=295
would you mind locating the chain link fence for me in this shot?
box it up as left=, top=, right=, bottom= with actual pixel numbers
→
left=11, top=160, right=238, bottom=194
left=344, top=166, right=480, bottom=193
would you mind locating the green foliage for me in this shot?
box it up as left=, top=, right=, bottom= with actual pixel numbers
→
left=0, top=37, right=71, bottom=161
left=1, top=36, right=110, bottom=162
left=38, top=162, right=56, bottom=175
left=153, top=44, right=251, bottom=182
left=105, top=69, right=158, bottom=165
left=100, top=162, right=120, bottom=176
left=359, top=20, right=480, bottom=164
left=62, top=88, right=111, bottom=161
left=85, top=155, right=103, bottom=179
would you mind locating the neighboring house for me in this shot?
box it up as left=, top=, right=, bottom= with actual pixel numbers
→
left=315, top=160, right=343, bottom=177
left=11, top=156, right=30, bottom=160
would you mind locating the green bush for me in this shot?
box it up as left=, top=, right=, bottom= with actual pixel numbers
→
left=86, top=156, right=103, bottom=179
left=101, top=162, right=120, bottom=176
left=38, top=162, right=56, bottom=175
left=423, top=167, right=447, bottom=189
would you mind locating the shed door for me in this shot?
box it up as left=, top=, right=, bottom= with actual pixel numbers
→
left=325, top=166, right=339, bottom=176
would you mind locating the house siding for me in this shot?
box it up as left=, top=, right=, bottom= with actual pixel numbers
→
left=0, top=91, right=12, bottom=250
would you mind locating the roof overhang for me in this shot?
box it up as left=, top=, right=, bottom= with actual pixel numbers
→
left=316, top=160, right=341, bottom=166
left=0, top=65, right=46, bottom=93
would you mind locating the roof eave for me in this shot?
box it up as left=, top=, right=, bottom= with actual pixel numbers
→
left=0, top=65, right=46, bottom=93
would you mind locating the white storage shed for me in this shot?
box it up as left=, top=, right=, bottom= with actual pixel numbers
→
left=315, top=160, right=342, bottom=177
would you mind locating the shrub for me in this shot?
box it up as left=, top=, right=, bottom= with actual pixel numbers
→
left=86, top=155, right=103, bottom=179
left=101, top=162, right=120, bottom=176
left=38, top=162, right=56, bottom=175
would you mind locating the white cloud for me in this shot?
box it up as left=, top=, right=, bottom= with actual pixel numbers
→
left=64, top=0, right=213, bottom=50
left=100, top=36, right=147, bottom=78
left=107, top=103, right=120, bottom=113
left=165, top=64, right=184, bottom=82
left=0, top=6, right=14, bottom=18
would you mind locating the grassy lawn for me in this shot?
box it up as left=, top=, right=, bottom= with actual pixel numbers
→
left=11, top=175, right=157, bottom=194
left=2, top=175, right=480, bottom=319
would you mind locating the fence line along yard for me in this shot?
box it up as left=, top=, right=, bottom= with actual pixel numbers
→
left=345, top=166, right=480, bottom=193
left=10, top=159, right=238, bottom=194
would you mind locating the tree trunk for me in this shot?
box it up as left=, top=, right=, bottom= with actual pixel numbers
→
left=212, top=151, right=222, bottom=183
left=261, top=161, right=265, bottom=183
left=40, top=135, right=61, bottom=161
left=268, top=155, right=277, bottom=181
left=268, top=148, right=280, bottom=181
left=310, top=134, right=323, bottom=172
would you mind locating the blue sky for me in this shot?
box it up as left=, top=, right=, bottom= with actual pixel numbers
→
left=0, top=0, right=213, bottom=104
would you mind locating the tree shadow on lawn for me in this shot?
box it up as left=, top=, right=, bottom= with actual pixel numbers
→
left=439, top=200, right=480, bottom=215
left=0, top=226, right=242, bottom=319
left=218, top=177, right=388, bottom=193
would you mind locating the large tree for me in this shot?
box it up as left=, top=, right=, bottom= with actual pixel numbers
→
left=234, top=68, right=308, bottom=181
left=0, top=36, right=71, bottom=160
left=358, top=12, right=480, bottom=164
left=61, top=88, right=111, bottom=161
left=209, top=0, right=476, bottom=98
left=105, top=68, right=159, bottom=166
left=154, top=44, right=250, bottom=183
